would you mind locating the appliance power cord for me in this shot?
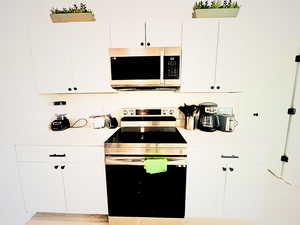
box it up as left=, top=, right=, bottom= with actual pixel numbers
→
left=70, top=118, right=88, bottom=128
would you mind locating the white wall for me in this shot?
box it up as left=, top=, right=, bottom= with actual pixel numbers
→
left=0, top=0, right=300, bottom=225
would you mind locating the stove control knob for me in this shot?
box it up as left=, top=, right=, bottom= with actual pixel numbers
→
left=123, top=110, right=128, bottom=116
left=169, top=109, right=175, bottom=115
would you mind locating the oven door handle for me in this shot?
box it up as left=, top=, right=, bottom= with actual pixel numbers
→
left=105, top=156, right=186, bottom=166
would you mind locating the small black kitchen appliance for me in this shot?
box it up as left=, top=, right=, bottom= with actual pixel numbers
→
left=50, top=114, right=70, bottom=131
left=198, top=102, right=219, bottom=132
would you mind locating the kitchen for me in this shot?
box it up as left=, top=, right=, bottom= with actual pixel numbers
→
left=1, top=0, right=300, bottom=225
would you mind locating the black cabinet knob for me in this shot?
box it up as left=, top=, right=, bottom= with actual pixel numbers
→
left=216, top=86, right=220, bottom=90
left=54, top=165, right=59, bottom=169
left=68, top=88, right=72, bottom=91
left=222, top=167, right=227, bottom=171
left=210, top=86, right=215, bottom=90
left=73, top=87, right=77, bottom=91
left=61, top=165, right=65, bottom=170
left=140, top=42, right=144, bottom=46
left=229, top=167, right=234, bottom=172
left=147, top=42, right=150, bottom=46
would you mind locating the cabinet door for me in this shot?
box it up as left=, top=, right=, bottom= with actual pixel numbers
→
left=181, top=20, right=218, bottom=92
left=29, top=0, right=75, bottom=94
left=63, top=148, right=107, bottom=214
left=215, top=19, right=244, bottom=92
left=223, top=160, right=266, bottom=221
left=30, top=23, right=74, bottom=94
left=145, top=19, right=182, bottom=47
left=70, top=22, right=114, bottom=93
left=185, top=147, right=224, bottom=218
left=110, top=20, right=145, bottom=48
left=18, top=162, right=66, bottom=212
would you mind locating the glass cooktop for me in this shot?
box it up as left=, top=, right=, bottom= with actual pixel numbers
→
left=105, top=127, right=187, bottom=144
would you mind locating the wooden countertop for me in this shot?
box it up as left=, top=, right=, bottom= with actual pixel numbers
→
left=26, top=214, right=254, bottom=225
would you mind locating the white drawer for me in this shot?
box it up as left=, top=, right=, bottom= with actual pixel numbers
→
left=16, top=146, right=104, bottom=163
left=16, top=146, right=67, bottom=162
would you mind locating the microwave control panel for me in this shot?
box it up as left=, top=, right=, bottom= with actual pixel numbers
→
left=164, top=56, right=180, bottom=79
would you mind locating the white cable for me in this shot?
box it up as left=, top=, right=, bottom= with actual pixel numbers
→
left=267, top=57, right=300, bottom=186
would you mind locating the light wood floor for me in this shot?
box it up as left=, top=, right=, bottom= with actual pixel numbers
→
left=25, top=213, right=108, bottom=225
left=25, top=213, right=254, bottom=225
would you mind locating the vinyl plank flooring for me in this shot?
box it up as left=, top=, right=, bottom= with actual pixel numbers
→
left=25, top=213, right=108, bottom=225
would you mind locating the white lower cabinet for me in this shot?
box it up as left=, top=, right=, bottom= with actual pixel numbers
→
left=222, top=160, right=266, bottom=221
left=185, top=147, right=224, bottom=218
left=16, top=146, right=107, bottom=214
left=186, top=147, right=264, bottom=221
left=18, top=162, right=66, bottom=213
left=63, top=162, right=107, bottom=214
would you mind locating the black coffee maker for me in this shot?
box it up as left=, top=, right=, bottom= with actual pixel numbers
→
left=198, top=102, right=219, bottom=132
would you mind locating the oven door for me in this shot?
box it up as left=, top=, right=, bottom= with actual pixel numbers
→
left=105, top=156, right=187, bottom=218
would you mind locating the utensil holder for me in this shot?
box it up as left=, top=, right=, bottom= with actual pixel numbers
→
left=185, top=116, right=195, bottom=130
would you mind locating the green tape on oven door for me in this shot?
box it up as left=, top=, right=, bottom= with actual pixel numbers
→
left=144, top=158, right=167, bottom=174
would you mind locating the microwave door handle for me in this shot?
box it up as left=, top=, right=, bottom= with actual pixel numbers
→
left=160, top=50, right=164, bottom=84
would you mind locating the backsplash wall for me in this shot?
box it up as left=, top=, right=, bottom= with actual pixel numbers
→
left=44, top=92, right=242, bottom=128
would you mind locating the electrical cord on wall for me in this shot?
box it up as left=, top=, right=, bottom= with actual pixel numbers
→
left=70, top=118, right=88, bottom=128
left=267, top=55, right=300, bottom=187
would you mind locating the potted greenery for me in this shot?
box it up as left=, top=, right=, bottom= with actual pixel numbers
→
left=50, top=3, right=95, bottom=23
left=192, top=0, right=240, bottom=18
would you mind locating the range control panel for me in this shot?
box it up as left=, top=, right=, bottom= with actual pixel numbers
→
left=121, top=108, right=177, bottom=117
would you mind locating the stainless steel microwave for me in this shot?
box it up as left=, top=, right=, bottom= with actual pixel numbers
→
left=109, top=47, right=181, bottom=90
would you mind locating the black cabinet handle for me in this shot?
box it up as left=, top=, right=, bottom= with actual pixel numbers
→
left=253, top=113, right=259, bottom=117
left=229, top=167, right=234, bottom=172
left=73, top=87, right=77, bottom=91
left=221, top=155, right=239, bottom=159
left=222, top=167, right=227, bottom=171
left=49, top=154, right=66, bottom=158
left=140, top=42, right=144, bottom=46
left=54, top=165, right=59, bottom=169
left=61, top=165, right=65, bottom=170
left=210, top=86, right=215, bottom=90
left=68, top=88, right=72, bottom=91
left=147, top=42, right=150, bottom=46
left=216, top=86, right=220, bottom=90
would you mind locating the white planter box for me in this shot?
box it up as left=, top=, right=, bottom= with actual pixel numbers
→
left=192, top=8, right=240, bottom=18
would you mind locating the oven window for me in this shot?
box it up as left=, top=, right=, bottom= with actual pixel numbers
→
left=111, top=56, right=160, bottom=80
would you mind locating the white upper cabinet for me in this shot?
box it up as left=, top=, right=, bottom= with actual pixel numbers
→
left=109, top=20, right=146, bottom=48
left=145, top=19, right=182, bottom=47
left=30, top=22, right=74, bottom=94
left=29, top=0, right=113, bottom=94
left=215, top=19, right=243, bottom=92
left=181, top=20, right=219, bottom=92
left=69, top=22, right=113, bottom=93
left=110, top=20, right=182, bottom=48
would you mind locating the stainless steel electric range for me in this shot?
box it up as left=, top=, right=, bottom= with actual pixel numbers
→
left=104, top=108, right=187, bottom=218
